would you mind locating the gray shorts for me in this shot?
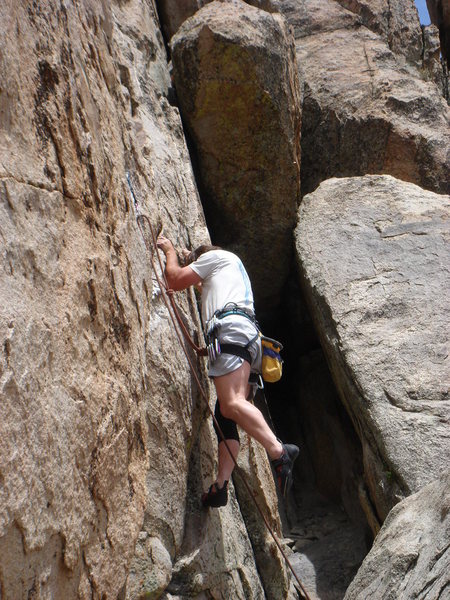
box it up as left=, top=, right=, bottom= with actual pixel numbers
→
left=207, top=315, right=262, bottom=378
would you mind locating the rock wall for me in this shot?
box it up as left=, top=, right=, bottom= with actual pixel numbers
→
left=156, top=0, right=204, bottom=41
left=0, top=1, right=291, bottom=598
left=329, top=0, right=424, bottom=64
left=157, top=0, right=277, bottom=42
left=272, top=0, right=450, bottom=196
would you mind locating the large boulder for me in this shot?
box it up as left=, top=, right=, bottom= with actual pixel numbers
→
left=272, top=0, right=450, bottom=196
left=171, top=0, right=301, bottom=312
left=295, top=175, right=450, bottom=521
left=344, top=470, right=450, bottom=599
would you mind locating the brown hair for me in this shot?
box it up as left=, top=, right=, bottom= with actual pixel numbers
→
left=185, top=244, right=221, bottom=265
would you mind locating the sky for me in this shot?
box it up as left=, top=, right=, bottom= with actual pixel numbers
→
left=415, top=0, right=431, bottom=25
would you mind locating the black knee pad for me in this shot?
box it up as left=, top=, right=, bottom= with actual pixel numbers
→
left=213, top=399, right=240, bottom=444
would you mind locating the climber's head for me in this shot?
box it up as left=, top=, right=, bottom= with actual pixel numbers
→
left=184, top=244, right=221, bottom=265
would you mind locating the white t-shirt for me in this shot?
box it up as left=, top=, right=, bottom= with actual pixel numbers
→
left=189, top=249, right=255, bottom=324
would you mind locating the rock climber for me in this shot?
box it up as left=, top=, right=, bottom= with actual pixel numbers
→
left=156, top=235, right=299, bottom=507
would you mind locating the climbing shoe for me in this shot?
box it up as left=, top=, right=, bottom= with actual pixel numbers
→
left=201, top=480, right=228, bottom=508
left=272, top=443, right=299, bottom=498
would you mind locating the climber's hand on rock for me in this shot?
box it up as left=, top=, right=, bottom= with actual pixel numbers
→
left=156, top=235, right=174, bottom=254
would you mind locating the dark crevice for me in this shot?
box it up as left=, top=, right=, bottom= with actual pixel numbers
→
left=152, top=0, right=173, bottom=58
left=254, top=259, right=373, bottom=597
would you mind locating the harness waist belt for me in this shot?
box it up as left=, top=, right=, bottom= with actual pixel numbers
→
left=220, top=343, right=252, bottom=364
left=215, top=305, right=256, bottom=323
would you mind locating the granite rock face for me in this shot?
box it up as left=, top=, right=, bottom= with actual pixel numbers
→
left=233, top=435, right=292, bottom=600
left=337, top=0, right=423, bottom=64
left=171, top=0, right=301, bottom=311
left=273, top=0, right=450, bottom=196
left=0, top=0, right=203, bottom=597
left=344, top=470, right=450, bottom=600
left=0, top=1, right=289, bottom=598
left=295, top=175, right=450, bottom=521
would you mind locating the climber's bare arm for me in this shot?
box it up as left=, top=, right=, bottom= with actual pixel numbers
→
left=156, top=236, right=202, bottom=291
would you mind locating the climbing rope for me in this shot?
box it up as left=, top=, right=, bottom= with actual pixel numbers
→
left=126, top=174, right=311, bottom=600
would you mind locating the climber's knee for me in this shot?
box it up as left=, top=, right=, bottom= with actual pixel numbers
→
left=213, top=399, right=240, bottom=444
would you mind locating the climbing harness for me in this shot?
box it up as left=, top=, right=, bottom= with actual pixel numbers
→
left=205, top=302, right=261, bottom=378
left=126, top=173, right=311, bottom=600
left=205, top=303, right=283, bottom=384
